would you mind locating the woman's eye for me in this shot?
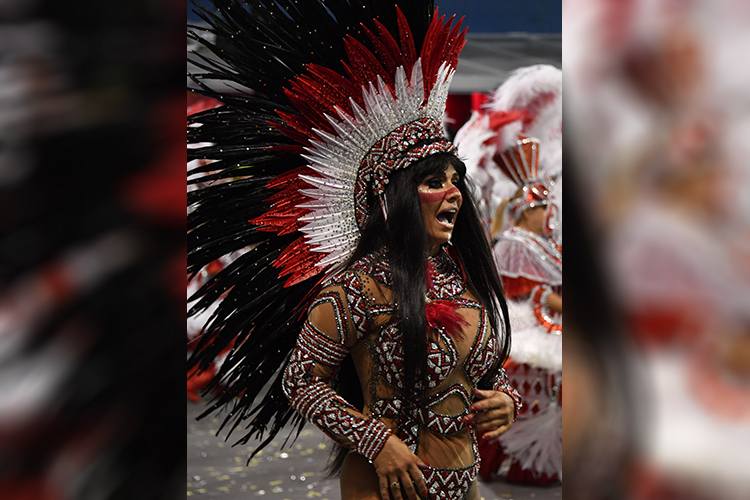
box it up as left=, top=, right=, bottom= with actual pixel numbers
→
left=428, top=179, right=442, bottom=189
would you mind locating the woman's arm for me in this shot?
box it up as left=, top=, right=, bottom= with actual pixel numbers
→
left=282, top=282, right=429, bottom=499
left=282, top=288, right=392, bottom=460
left=546, top=291, right=562, bottom=314
left=283, top=280, right=427, bottom=500
left=531, top=284, right=563, bottom=333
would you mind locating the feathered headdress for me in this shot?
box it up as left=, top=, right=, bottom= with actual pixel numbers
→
left=454, top=64, right=562, bottom=217
left=187, top=0, right=465, bottom=456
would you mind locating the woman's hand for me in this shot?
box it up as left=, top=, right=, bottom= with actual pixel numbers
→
left=463, top=387, right=515, bottom=440
left=372, top=434, right=429, bottom=500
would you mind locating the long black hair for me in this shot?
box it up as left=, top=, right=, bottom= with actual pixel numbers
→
left=326, top=152, right=511, bottom=476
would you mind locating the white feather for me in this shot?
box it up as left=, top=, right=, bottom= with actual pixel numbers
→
left=487, top=64, right=562, bottom=114
left=499, top=401, right=563, bottom=480
left=506, top=299, right=562, bottom=371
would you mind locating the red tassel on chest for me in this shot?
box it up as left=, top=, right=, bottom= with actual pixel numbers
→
left=425, top=257, right=468, bottom=339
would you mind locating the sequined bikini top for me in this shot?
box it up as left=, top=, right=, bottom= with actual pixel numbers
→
left=325, top=245, right=501, bottom=443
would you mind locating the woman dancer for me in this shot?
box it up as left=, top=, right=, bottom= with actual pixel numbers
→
left=282, top=152, right=520, bottom=499
left=187, top=1, right=520, bottom=498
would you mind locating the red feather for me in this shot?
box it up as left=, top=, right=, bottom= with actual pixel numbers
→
left=425, top=300, right=468, bottom=339
left=276, top=6, right=464, bottom=143
left=425, top=256, right=468, bottom=338
left=395, top=8, right=417, bottom=73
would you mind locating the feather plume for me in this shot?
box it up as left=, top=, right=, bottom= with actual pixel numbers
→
left=187, top=0, right=468, bottom=459
left=499, top=401, right=563, bottom=479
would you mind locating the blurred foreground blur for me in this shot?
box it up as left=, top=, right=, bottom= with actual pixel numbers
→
left=564, top=0, right=750, bottom=499
left=0, top=1, right=183, bottom=499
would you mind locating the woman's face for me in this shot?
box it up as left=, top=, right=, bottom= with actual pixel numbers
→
left=520, top=205, right=547, bottom=235
left=418, top=165, right=463, bottom=255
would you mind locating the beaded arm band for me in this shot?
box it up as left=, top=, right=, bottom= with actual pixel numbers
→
left=282, top=295, right=392, bottom=461
left=492, top=367, right=523, bottom=422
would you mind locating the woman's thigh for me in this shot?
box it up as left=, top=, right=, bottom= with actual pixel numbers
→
left=340, top=452, right=381, bottom=500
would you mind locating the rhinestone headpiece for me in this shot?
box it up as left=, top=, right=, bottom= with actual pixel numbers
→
left=251, top=8, right=466, bottom=285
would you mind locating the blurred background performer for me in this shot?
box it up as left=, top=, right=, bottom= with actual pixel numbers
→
left=0, top=0, right=184, bottom=498
left=454, top=65, right=562, bottom=485
left=453, top=65, right=562, bottom=238
left=564, top=0, right=750, bottom=498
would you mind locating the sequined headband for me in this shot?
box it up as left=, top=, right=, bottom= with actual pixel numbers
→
left=355, top=117, right=457, bottom=226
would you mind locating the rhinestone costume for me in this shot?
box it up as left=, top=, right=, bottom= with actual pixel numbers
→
left=187, top=0, right=508, bottom=480
left=282, top=247, right=520, bottom=499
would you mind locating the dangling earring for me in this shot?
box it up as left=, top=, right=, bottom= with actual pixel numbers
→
left=379, top=193, right=388, bottom=222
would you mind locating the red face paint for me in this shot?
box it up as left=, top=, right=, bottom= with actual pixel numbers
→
left=418, top=186, right=462, bottom=204
left=418, top=165, right=463, bottom=254
left=445, top=186, right=462, bottom=203
left=418, top=190, right=445, bottom=203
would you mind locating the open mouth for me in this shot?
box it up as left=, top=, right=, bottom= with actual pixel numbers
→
left=436, top=208, right=457, bottom=227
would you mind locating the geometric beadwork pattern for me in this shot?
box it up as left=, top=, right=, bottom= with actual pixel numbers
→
left=320, top=269, right=370, bottom=342
left=284, top=246, right=521, bottom=493
left=424, top=332, right=458, bottom=389
left=345, top=247, right=467, bottom=299
left=374, top=324, right=406, bottom=388
left=425, top=248, right=466, bottom=299
left=416, top=384, right=472, bottom=435
left=464, top=307, right=495, bottom=386
left=309, top=291, right=350, bottom=344
left=421, top=438, right=481, bottom=500
left=355, top=117, right=456, bottom=227
left=282, top=320, right=392, bottom=460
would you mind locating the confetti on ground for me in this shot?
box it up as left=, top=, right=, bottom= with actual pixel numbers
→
left=187, top=399, right=560, bottom=499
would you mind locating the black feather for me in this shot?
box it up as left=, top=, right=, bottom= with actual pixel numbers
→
left=187, top=0, right=436, bottom=455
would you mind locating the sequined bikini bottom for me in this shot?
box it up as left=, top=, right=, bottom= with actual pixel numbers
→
left=419, top=459, right=480, bottom=500
left=371, top=392, right=481, bottom=499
